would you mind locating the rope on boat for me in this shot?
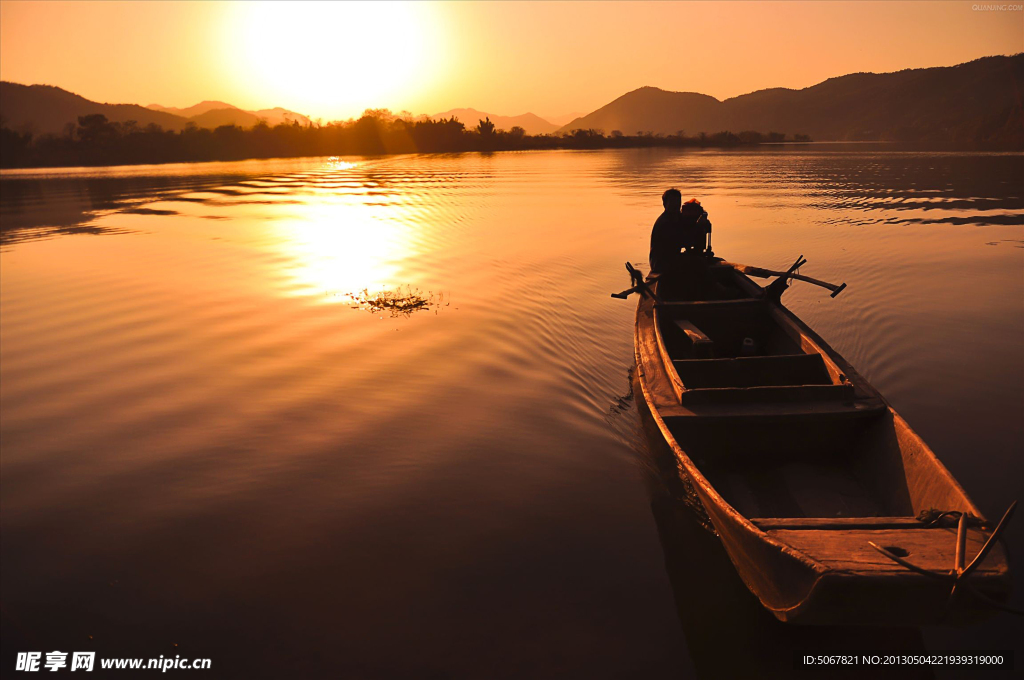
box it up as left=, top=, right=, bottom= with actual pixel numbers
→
left=916, top=508, right=992, bottom=529
left=868, top=501, right=1022, bottom=617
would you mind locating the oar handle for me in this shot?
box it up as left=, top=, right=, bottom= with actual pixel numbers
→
left=789, top=272, right=847, bottom=296
left=721, top=261, right=847, bottom=297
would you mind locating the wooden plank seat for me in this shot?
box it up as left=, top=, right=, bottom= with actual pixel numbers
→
left=679, top=382, right=855, bottom=406
left=765, top=527, right=1008, bottom=578
left=672, top=319, right=715, bottom=359
left=673, top=353, right=833, bottom=389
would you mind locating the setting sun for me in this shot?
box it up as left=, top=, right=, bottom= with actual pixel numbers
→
left=224, top=1, right=444, bottom=121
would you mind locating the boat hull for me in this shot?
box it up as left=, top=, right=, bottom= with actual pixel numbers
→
left=632, top=259, right=1012, bottom=625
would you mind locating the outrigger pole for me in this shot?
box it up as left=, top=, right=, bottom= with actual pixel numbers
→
left=610, top=262, right=663, bottom=303
left=720, top=259, right=847, bottom=298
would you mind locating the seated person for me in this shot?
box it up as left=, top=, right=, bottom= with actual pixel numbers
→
left=679, top=198, right=711, bottom=254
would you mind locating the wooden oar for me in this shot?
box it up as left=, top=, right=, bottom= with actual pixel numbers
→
left=720, top=260, right=847, bottom=297
left=610, top=262, right=663, bottom=303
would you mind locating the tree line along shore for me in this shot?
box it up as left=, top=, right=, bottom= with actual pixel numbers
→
left=0, top=109, right=813, bottom=169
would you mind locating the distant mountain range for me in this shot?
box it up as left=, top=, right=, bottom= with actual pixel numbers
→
left=0, top=83, right=310, bottom=135
left=558, top=54, right=1023, bottom=144
left=431, top=108, right=559, bottom=135
left=146, top=101, right=311, bottom=128
left=3, top=54, right=1021, bottom=145
left=0, top=83, right=561, bottom=137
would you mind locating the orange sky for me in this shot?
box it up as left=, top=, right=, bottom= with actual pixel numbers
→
left=1, top=1, right=1021, bottom=122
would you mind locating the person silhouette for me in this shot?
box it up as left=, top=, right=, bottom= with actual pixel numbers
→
left=679, top=197, right=712, bottom=255
left=649, top=188, right=683, bottom=274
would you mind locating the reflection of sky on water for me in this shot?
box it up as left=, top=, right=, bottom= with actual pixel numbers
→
left=1, top=149, right=1021, bottom=678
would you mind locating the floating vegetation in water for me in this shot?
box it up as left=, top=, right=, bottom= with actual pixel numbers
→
left=342, top=285, right=450, bottom=318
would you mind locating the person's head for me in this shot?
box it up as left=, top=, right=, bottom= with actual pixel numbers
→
left=662, top=188, right=682, bottom=212
left=681, top=197, right=703, bottom=214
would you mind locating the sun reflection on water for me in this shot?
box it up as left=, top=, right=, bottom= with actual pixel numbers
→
left=273, top=196, right=412, bottom=301
left=325, top=157, right=356, bottom=170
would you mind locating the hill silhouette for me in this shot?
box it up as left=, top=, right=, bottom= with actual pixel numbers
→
left=432, top=108, right=559, bottom=135
left=146, top=100, right=237, bottom=118
left=148, top=101, right=311, bottom=128
left=0, top=83, right=188, bottom=135
left=559, top=89, right=721, bottom=137
left=250, top=107, right=312, bottom=127
left=559, top=54, right=1023, bottom=145
left=0, top=83, right=311, bottom=135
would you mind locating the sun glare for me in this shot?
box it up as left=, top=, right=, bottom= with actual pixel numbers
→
left=226, top=1, right=441, bottom=121
left=272, top=183, right=410, bottom=301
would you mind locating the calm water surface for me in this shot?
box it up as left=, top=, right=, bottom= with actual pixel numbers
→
left=2, top=149, right=1022, bottom=678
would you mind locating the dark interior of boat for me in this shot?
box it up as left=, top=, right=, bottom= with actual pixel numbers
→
left=652, top=262, right=934, bottom=521
left=667, top=417, right=918, bottom=520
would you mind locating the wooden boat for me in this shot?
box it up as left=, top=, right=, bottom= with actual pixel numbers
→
left=625, top=254, right=1014, bottom=625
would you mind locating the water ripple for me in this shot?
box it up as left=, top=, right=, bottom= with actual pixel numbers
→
left=2, top=149, right=1021, bottom=674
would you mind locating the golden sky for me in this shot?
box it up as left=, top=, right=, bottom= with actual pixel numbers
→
left=1, top=1, right=1020, bottom=122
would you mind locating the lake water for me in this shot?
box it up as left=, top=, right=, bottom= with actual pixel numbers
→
left=2, top=148, right=1022, bottom=678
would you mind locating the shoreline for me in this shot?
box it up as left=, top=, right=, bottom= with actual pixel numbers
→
left=3, top=141, right=1021, bottom=175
